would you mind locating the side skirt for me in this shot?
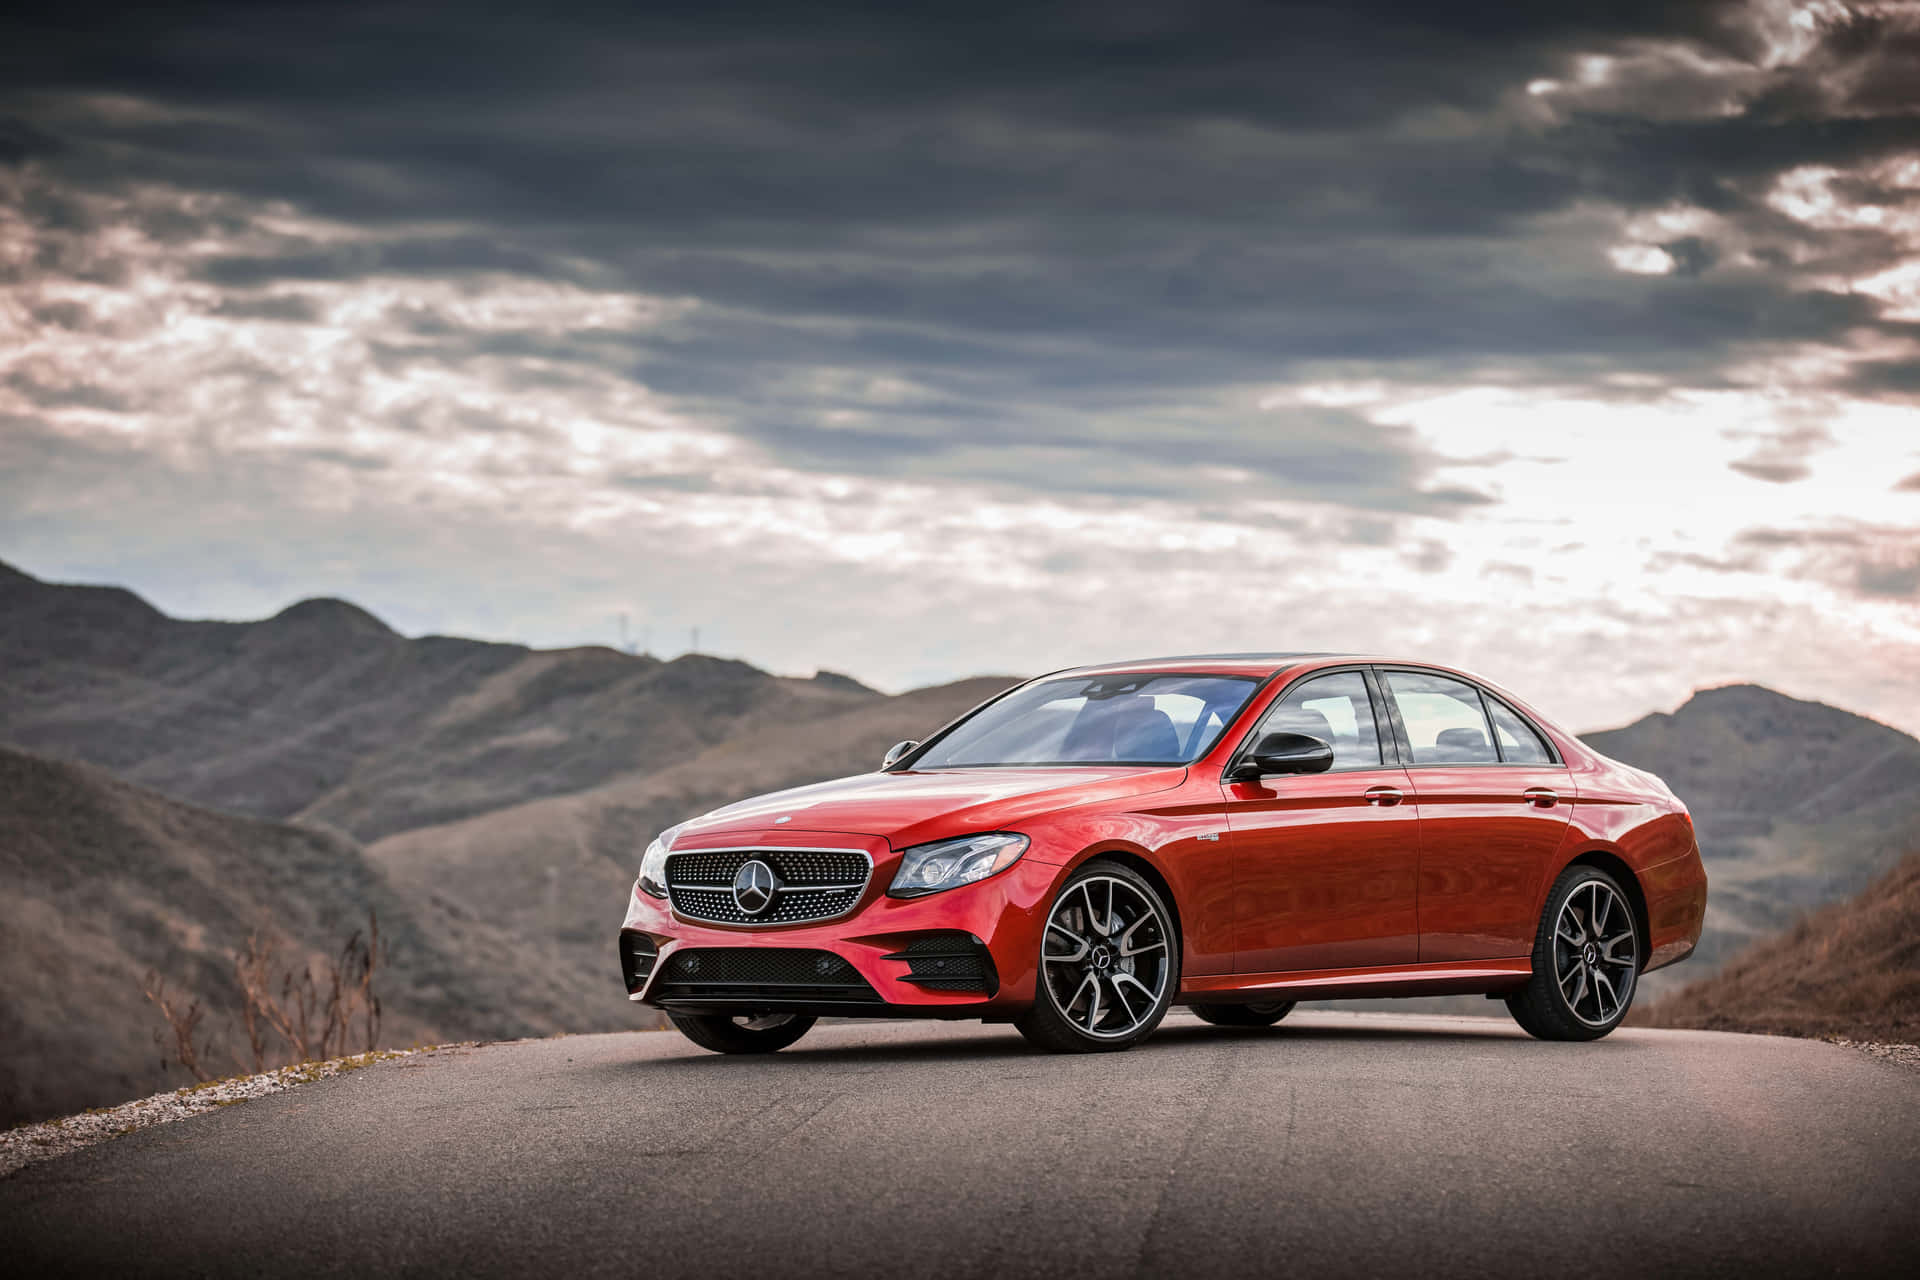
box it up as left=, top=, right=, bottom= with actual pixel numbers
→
left=1180, top=958, right=1532, bottom=1003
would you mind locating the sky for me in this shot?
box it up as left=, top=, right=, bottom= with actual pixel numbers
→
left=2, top=0, right=1918, bottom=734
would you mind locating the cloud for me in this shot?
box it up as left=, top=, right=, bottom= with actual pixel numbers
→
left=1729, top=458, right=1813, bottom=483
left=1858, top=556, right=1920, bottom=597
left=2, top=0, right=1920, bottom=733
left=1733, top=520, right=1920, bottom=603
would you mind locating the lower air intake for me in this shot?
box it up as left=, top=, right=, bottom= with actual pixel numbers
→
left=650, top=947, right=885, bottom=1008
left=884, top=932, right=998, bottom=995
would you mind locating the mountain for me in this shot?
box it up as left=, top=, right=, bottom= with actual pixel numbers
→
left=0, top=560, right=883, bottom=840
left=0, top=745, right=554, bottom=1126
left=1636, top=848, right=1920, bottom=1042
left=1582, top=684, right=1920, bottom=995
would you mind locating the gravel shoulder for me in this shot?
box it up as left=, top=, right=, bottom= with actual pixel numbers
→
left=1, top=1047, right=467, bottom=1179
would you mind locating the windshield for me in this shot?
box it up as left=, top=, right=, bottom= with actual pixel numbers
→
left=910, top=674, right=1259, bottom=768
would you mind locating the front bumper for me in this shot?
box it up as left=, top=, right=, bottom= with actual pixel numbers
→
left=618, top=827, right=1059, bottom=1020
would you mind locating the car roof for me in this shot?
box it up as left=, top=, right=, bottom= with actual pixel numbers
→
left=1052, top=652, right=1375, bottom=680
left=1009, top=654, right=1569, bottom=746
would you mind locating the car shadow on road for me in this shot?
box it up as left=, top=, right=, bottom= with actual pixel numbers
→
left=593, top=1011, right=1585, bottom=1075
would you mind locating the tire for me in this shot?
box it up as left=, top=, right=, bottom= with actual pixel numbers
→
left=1506, top=864, right=1642, bottom=1042
left=667, top=1011, right=817, bottom=1054
left=1016, top=859, right=1181, bottom=1053
left=1191, top=1000, right=1296, bottom=1028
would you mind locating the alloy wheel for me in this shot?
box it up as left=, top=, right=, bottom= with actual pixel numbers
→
left=1553, top=879, right=1638, bottom=1027
left=1040, top=874, right=1173, bottom=1040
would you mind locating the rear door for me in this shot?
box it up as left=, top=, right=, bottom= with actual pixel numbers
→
left=1374, top=668, right=1575, bottom=963
left=1222, top=668, right=1420, bottom=973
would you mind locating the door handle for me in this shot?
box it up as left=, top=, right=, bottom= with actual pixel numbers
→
left=1522, top=787, right=1559, bottom=809
left=1363, top=786, right=1404, bottom=807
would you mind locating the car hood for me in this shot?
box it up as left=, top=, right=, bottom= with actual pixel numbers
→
left=676, top=766, right=1189, bottom=850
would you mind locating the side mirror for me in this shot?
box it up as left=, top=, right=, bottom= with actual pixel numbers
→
left=1226, top=731, right=1335, bottom=782
left=881, top=740, right=919, bottom=770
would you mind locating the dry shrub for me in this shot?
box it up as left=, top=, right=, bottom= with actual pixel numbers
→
left=146, top=910, right=386, bottom=1080
left=141, top=971, right=211, bottom=1082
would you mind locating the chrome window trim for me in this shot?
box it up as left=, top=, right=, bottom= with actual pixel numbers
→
left=663, top=844, right=876, bottom=930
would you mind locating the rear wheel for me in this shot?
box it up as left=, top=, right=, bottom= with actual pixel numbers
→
left=1506, top=865, right=1641, bottom=1041
left=1191, top=1000, right=1296, bottom=1028
left=667, top=1011, right=816, bottom=1054
left=1016, top=860, right=1180, bottom=1053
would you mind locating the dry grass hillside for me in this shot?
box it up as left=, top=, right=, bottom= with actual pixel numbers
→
left=1636, top=850, right=1920, bottom=1043
left=0, top=746, right=550, bottom=1126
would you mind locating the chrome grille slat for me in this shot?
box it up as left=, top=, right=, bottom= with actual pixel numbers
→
left=664, top=845, right=873, bottom=927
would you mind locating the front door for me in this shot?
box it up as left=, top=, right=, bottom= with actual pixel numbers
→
left=1223, top=669, right=1421, bottom=973
left=1375, top=669, right=1576, bottom=963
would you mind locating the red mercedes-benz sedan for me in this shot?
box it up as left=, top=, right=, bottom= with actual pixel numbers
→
left=618, top=654, right=1707, bottom=1053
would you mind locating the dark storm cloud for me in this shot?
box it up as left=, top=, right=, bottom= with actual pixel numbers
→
left=1844, top=358, right=1920, bottom=398
left=733, top=402, right=1493, bottom=512
left=4, top=0, right=1919, bottom=519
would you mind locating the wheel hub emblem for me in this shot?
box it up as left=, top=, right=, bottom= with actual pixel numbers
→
left=1090, top=944, right=1114, bottom=971
left=732, top=859, right=780, bottom=916
left=1583, top=943, right=1598, bottom=965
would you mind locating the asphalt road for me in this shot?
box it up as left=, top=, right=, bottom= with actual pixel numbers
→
left=4, top=1012, right=1918, bottom=1278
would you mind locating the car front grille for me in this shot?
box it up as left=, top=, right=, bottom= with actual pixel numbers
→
left=664, top=847, right=870, bottom=926
left=650, top=947, right=884, bottom=1006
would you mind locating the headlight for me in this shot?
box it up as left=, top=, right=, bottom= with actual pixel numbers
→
left=638, top=823, right=686, bottom=898
left=888, top=832, right=1028, bottom=898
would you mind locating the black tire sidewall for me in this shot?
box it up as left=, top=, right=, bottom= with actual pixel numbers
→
left=668, top=1011, right=817, bottom=1054
left=1191, top=1000, right=1296, bottom=1027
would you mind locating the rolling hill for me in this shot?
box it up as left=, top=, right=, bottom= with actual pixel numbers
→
left=1637, top=848, right=1920, bottom=1042
left=0, top=745, right=548, bottom=1126
left=0, top=558, right=882, bottom=840
left=0, top=560, right=1016, bottom=1120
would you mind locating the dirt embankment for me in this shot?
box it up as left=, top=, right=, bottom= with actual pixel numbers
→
left=1636, top=850, right=1920, bottom=1043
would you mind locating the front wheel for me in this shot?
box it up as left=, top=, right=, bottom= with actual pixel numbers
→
left=1016, top=860, right=1181, bottom=1053
left=1191, top=1000, right=1295, bottom=1028
left=1506, top=865, right=1641, bottom=1041
left=667, top=1011, right=816, bottom=1054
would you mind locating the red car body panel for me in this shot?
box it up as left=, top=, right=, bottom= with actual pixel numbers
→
left=620, top=655, right=1708, bottom=1019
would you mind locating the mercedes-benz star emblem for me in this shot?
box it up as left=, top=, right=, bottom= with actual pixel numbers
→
left=732, top=858, right=780, bottom=916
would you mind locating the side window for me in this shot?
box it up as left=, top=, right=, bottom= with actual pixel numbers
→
left=1255, top=671, right=1383, bottom=771
left=1384, top=671, right=1498, bottom=765
left=1486, top=696, right=1553, bottom=764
